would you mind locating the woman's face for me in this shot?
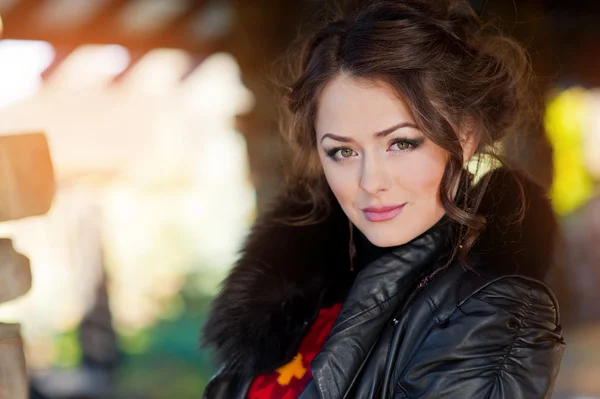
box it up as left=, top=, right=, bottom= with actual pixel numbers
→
left=315, top=75, right=472, bottom=247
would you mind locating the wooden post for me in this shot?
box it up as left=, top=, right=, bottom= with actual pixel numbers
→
left=0, top=323, right=28, bottom=399
left=0, top=241, right=31, bottom=399
left=0, top=132, right=56, bottom=399
left=0, top=239, right=32, bottom=304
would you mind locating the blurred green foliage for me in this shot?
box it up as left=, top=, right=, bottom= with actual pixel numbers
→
left=50, top=268, right=222, bottom=398
left=113, top=270, right=219, bottom=398
left=53, top=330, right=82, bottom=368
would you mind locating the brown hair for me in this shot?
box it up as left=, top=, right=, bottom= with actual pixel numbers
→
left=273, top=0, right=534, bottom=266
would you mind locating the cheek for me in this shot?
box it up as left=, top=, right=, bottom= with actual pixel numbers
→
left=321, top=161, right=355, bottom=204
left=319, top=155, right=360, bottom=215
left=395, top=146, right=447, bottom=200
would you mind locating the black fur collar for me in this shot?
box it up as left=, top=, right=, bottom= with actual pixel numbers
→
left=200, top=167, right=558, bottom=380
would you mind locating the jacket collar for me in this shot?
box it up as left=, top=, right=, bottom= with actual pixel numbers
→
left=201, top=167, right=558, bottom=381
left=309, top=215, right=453, bottom=398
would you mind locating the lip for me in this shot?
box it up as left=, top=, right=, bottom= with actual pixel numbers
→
left=361, top=204, right=406, bottom=222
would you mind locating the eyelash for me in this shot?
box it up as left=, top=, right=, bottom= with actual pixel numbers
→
left=325, top=138, right=423, bottom=163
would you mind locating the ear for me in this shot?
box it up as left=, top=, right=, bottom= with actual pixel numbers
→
left=458, top=117, right=478, bottom=163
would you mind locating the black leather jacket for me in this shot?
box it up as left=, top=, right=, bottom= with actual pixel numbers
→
left=201, top=169, right=565, bottom=398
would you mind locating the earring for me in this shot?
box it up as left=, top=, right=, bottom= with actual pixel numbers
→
left=348, top=218, right=356, bottom=272
left=464, top=168, right=474, bottom=181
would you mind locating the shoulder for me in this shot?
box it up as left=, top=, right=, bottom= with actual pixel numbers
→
left=453, top=274, right=563, bottom=360
left=396, top=271, right=565, bottom=398
left=458, top=273, right=561, bottom=326
left=426, top=262, right=562, bottom=330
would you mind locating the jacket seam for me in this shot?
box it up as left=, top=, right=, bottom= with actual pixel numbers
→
left=457, top=275, right=560, bottom=326
left=329, top=290, right=402, bottom=335
left=425, top=295, right=442, bottom=325
left=496, top=286, right=534, bottom=377
left=394, top=380, right=410, bottom=398
left=329, top=270, right=427, bottom=335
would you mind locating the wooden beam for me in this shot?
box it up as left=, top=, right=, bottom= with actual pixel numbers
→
left=1, top=0, right=215, bottom=53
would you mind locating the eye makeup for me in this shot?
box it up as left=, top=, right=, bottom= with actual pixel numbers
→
left=324, top=136, right=425, bottom=163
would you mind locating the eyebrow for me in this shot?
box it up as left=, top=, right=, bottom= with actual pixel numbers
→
left=319, top=122, right=419, bottom=144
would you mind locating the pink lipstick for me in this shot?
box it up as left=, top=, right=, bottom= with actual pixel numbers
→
left=361, top=204, right=406, bottom=222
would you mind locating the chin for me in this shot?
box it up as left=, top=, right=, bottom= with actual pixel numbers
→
left=359, top=224, right=412, bottom=248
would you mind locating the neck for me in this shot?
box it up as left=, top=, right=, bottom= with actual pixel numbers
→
left=353, top=214, right=455, bottom=275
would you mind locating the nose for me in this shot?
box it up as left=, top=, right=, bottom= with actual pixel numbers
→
left=359, top=153, right=392, bottom=195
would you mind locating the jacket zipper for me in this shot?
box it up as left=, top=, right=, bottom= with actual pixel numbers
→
left=342, top=270, right=438, bottom=399
left=391, top=263, right=448, bottom=326
left=380, top=263, right=450, bottom=399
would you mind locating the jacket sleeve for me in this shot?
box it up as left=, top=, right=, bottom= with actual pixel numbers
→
left=395, top=276, right=565, bottom=399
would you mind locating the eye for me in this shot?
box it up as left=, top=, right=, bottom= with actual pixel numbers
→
left=394, top=141, right=410, bottom=150
left=388, top=137, right=423, bottom=152
left=390, top=140, right=411, bottom=151
left=339, top=148, right=356, bottom=158
left=325, top=147, right=358, bottom=162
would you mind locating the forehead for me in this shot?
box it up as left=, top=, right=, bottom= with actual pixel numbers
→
left=315, top=74, right=414, bottom=138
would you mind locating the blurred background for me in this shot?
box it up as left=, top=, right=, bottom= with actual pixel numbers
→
left=0, top=0, right=598, bottom=398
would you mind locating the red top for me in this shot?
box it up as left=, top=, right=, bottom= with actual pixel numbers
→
left=247, top=302, right=343, bottom=399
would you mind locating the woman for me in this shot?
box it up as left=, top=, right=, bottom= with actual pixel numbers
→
left=201, top=0, right=565, bottom=397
